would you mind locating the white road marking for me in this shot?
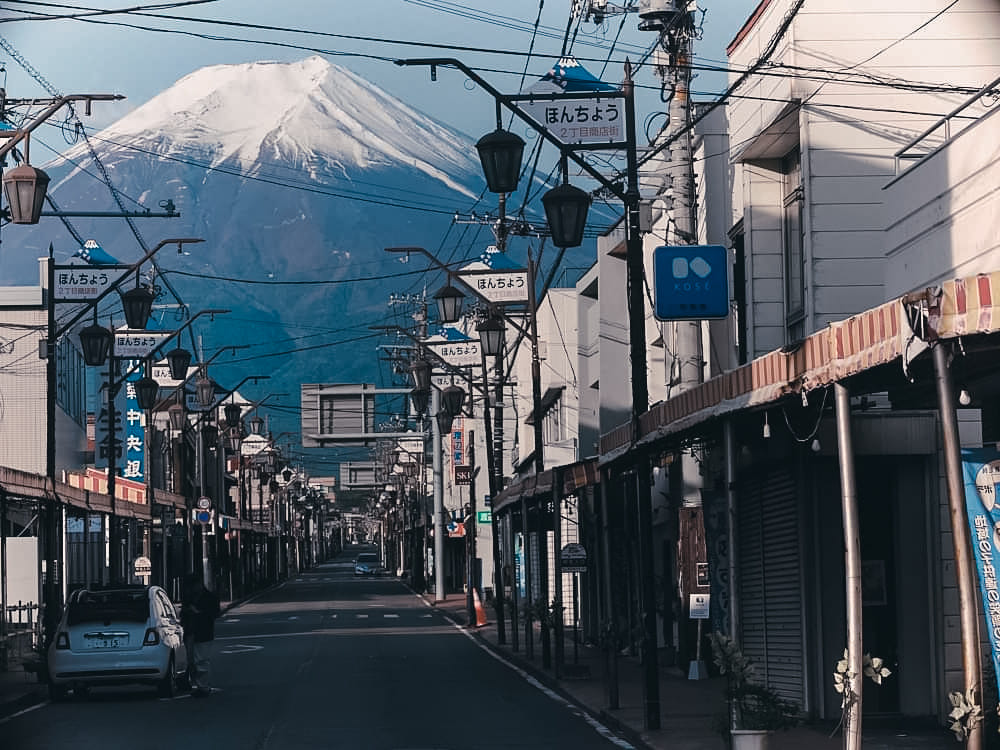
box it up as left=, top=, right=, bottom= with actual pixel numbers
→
left=384, top=614, right=400, bottom=619
left=0, top=701, right=47, bottom=724
left=357, top=614, right=369, bottom=619
left=224, top=618, right=240, bottom=623
left=220, top=644, right=263, bottom=654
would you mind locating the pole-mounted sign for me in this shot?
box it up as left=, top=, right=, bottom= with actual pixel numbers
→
left=653, top=245, right=730, bottom=321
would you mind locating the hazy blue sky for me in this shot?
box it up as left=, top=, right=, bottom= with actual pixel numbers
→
left=0, top=0, right=760, bottom=143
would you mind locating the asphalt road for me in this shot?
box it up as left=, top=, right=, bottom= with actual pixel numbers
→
left=1, top=547, right=632, bottom=749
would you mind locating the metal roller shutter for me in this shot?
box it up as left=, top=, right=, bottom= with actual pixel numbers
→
left=738, top=469, right=803, bottom=706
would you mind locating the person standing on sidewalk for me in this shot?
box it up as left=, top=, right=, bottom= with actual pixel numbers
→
left=181, top=573, right=221, bottom=697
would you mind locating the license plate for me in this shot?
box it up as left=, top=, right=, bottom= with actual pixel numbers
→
left=85, top=635, right=128, bottom=648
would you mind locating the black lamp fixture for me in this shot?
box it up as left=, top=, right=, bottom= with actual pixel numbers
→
left=120, top=285, right=156, bottom=330
left=433, top=284, right=465, bottom=324
left=435, top=409, right=454, bottom=435
left=168, top=400, right=186, bottom=432
left=224, top=402, right=242, bottom=428
left=410, top=357, right=431, bottom=391
left=411, top=388, right=430, bottom=417
left=165, top=347, right=192, bottom=381
left=202, top=423, right=218, bottom=444
left=79, top=323, right=113, bottom=367
left=134, top=374, right=160, bottom=411
left=441, top=384, right=466, bottom=419
left=282, top=467, right=293, bottom=483
left=195, top=371, right=215, bottom=409
left=477, top=315, right=505, bottom=357
left=542, top=181, right=591, bottom=248
left=476, top=127, right=525, bottom=194
left=3, top=162, right=50, bottom=225
left=224, top=425, right=243, bottom=453
left=249, top=413, right=264, bottom=435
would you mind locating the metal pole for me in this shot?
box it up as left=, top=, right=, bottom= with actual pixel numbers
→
left=835, top=383, right=864, bottom=750
left=527, top=251, right=545, bottom=476
left=467, top=432, right=477, bottom=627
left=43, top=251, right=61, bottom=646
left=723, top=419, right=739, bottom=640
left=600, top=470, right=619, bottom=709
left=510, top=510, right=520, bottom=651
left=432, top=389, right=446, bottom=601
left=1, top=489, right=7, bottom=670
left=934, top=342, right=984, bottom=750
left=553, top=470, right=563, bottom=678
left=523, top=493, right=534, bottom=658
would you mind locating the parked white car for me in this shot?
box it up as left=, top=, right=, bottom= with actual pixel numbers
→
left=47, top=584, right=188, bottom=700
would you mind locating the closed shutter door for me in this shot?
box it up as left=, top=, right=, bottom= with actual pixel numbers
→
left=738, top=469, right=803, bottom=705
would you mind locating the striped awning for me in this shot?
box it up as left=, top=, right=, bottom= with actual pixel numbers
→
left=491, top=457, right=600, bottom=514
left=599, top=270, right=1000, bottom=461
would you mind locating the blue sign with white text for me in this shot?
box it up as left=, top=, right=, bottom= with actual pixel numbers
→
left=653, top=245, right=729, bottom=320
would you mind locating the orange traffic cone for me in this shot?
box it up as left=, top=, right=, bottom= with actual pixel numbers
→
left=473, top=588, right=488, bottom=627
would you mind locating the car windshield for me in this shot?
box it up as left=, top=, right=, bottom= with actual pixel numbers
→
left=66, top=589, right=150, bottom=626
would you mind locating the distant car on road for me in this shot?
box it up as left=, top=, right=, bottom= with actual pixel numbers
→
left=354, top=552, right=383, bottom=576
left=47, top=584, right=188, bottom=701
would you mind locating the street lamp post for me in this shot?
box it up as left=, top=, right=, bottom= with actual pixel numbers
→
left=396, top=56, right=658, bottom=728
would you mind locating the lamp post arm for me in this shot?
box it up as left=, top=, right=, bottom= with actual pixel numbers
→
left=395, top=58, right=628, bottom=203
left=370, top=323, right=488, bottom=400
left=189, top=375, right=271, bottom=431
left=0, top=94, right=124, bottom=162
left=52, top=237, right=205, bottom=340
left=155, top=344, right=249, bottom=407
left=385, top=245, right=533, bottom=339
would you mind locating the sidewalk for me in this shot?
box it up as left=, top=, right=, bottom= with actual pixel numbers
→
left=424, top=593, right=953, bottom=750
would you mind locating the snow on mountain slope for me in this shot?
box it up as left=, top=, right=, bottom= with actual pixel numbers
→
left=58, top=56, right=480, bottom=198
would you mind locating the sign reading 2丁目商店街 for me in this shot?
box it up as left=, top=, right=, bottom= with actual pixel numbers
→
left=962, top=447, right=1000, bottom=695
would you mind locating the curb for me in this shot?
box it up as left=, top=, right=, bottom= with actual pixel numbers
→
left=420, top=592, right=656, bottom=750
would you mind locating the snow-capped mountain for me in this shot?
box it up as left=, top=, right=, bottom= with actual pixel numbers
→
left=1, top=57, right=489, bottom=431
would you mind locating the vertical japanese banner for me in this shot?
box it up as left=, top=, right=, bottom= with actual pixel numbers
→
left=122, top=360, right=145, bottom=482
left=962, top=447, right=1000, bottom=695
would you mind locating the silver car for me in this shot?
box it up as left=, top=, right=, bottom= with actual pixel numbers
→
left=47, top=584, right=188, bottom=700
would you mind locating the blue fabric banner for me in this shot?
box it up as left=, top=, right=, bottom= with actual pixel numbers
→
left=962, top=447, right=1000, bottom=692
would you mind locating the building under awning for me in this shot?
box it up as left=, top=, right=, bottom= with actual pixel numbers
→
left=598, top=271, right=1000, bottom=462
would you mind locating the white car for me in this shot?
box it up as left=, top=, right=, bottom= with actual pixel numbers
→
left=47, top=584, right=188, bottom=700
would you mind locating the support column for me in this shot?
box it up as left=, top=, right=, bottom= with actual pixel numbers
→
left=835, top=383, right=863, bottom=750
left=432, top=388, right=446, bottom=601
left=934, top=343, right=983, bottom=750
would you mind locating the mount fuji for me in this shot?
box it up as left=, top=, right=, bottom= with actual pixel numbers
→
left=2, top=56, right=494, bottom=436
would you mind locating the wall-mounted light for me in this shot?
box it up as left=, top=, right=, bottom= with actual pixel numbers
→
left=763, top=412, right=771, bottom=439
left=959, top=388, right=972, bottom=406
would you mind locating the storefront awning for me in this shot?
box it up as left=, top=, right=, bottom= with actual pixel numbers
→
left=599, top=271, right=1000, bottom=462
left=492, top=457, right=600, bottom=515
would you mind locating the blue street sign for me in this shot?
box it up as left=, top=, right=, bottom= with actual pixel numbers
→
left=653, top=245, right=730, bottom=320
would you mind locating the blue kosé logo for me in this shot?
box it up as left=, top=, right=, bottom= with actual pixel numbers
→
left=653, top=245, right=729, bottom=321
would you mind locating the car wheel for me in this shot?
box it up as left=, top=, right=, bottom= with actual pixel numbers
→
left=157, top=655, right=176, bottom=699
left=48, top=682, right=69, bottom=702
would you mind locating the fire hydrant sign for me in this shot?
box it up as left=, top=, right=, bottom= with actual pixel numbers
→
left=689, top=593, right=710, bottom=620
left=133, top=555, right=152, bottom=578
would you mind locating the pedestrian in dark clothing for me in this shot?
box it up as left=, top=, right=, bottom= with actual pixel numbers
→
left=181, top=573, right=220, bottom=696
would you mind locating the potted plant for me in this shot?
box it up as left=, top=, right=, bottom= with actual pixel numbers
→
left=709, top=632, right=799, bottom=749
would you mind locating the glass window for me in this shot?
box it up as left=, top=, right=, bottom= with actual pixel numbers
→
left=782, top=149, right=805, bottom=342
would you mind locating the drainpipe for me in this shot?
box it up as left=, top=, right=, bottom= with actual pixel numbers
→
left=934, top=342, right=983, bottom=750
left=835, top=383, right=863, bottom=750
left=600, top=470, right=619, bottom=709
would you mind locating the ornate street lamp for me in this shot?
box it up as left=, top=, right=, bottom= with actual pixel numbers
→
left=195, top=372, right=215, bottom=409
left=433, top=284, right=465, bottom=324
left=410, top=357, right=431, bottom=391
left=476, top=128, right=525, bottom=194
left=224, top=425, right=243, bottom=453
left=79, top=323, right=112, bottom=367
left=542, top=181, right=591, bottom=249
left=249, top=413, right=264, bottom=435
left=120, top=285, right=156, bottom=330
left=441, top=384, right=466, bottom=419
left=477, top=315, right=505, bottom=357
left=168, top=400, right=186, bottom=432
left=282, top=467, right=293, bottom=483
left=134, top=376, right=160, bottom=410
left=224, top=402, right=242, bottom=428
left=435, top=409, right=454, bottom=435
left=165, top=347, right=192, bottom=381
left=411, top=388, right=430, bottom=417
left=3, top=162, right=50, bottom=225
